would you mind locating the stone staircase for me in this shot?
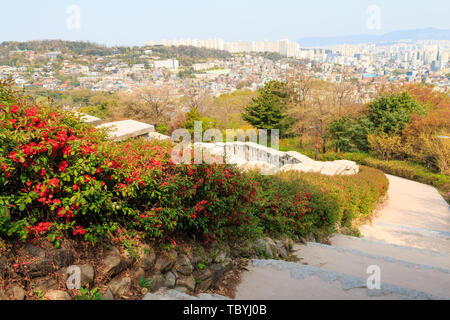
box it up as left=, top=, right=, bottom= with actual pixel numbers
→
left=359, top=223, right=450, bottom=253
left=329, top=234, right=450, bottom=270
left=235, top=174, right=450, bottom=300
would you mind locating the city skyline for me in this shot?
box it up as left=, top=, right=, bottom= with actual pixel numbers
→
left=1, top=0, right=450, bottom=46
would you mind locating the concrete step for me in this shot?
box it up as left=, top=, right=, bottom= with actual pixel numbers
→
left=143, top=288, right=231, bottom=300
left=235, top=259, right=446, bottom=300
left=330, top=234, right=450, bottom=270
left=359, top=222, right=450, bottom=254
left=292, top=243, right=450, bottom=299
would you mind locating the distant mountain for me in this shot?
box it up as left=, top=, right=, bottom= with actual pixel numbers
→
left=298, top=28, right=450, bottom=47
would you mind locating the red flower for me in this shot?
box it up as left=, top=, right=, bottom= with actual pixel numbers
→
left=73, top=226, right=87, bottom=236
left=62, top=146, right=72, bottom=156
left=57, top=207, right=66, bottom=217
left=47, top=139, right=58, bottom=150
left=48, top=178, right=60, bottom=188
left=26, top=107, right=38, bottom=117
left=8, top=151, right=22, bottom=163
left=20, top=143, right=37, bottom=156
left=26, top=222, right=52, bottom=235
left=8, top=119, right=17, bottom=124
left=10, top=105, right=19, bottom=113
left=58, top=161, right=69, bottom=172
left=80, top=146, right=90, bottom=154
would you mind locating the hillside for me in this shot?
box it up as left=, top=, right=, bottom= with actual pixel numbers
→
left=144, top=45, right=232, bottom=66
left=0, top=40, right=232, bottom=67
left=0, top=40, right=126, bottom=56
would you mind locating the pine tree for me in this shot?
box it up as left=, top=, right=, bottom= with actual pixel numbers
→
left=242, top=81, right=293, bottom=137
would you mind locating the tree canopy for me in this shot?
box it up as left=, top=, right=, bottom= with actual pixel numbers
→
left=367, top=91, right=426, bottom=135
left=242, top=81, right=294, bottom=137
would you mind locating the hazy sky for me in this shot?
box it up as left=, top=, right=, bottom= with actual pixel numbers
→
left=1, top=0, right=449, bottom=46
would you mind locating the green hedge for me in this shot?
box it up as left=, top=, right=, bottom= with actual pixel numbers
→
left=247, top=166, right=389, bottom=240
left=315, top=152, right=449, bottom=202
left=280, top=137, right=448, bottom=203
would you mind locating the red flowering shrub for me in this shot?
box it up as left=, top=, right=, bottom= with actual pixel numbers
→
left=246, top=172, right=336, bottom=238
left=0, top=81, right=114, bottom=242
left=99, top=139, right=261, bottom=243
left=0, top=81, right=259, bottom=244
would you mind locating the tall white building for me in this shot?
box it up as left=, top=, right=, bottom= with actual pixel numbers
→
left=153, top=59, right=179, bottom=69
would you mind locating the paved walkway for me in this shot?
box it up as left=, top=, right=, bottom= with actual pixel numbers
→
left=235, top=174, right=450, bottom=300
left=360, top=175, right=450, bottom=252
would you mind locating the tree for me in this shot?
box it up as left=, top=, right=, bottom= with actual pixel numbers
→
left=285, top=70, right=315, bottom=142
left=182, top=107, right=217, bottom=136
left=332, top=80, right=360, bottom=117
left=115, top=86, right=175, bottom=127
left=368, top=91, right=426, bottom=135
left=284, top=73, right=363, bottom=151
left=327, top=116, right=374, bottom=152
left=206, top=89, right=256, bottom=129
left=242, top=81, right=293, bottom=137
left=285, top=69, right=314, bottom=109
left=80, top=102, right=110, bottom=119
left=181, top=87, right=213, bottom=114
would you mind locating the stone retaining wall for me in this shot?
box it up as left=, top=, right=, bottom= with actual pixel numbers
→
left=195, top=142, right=359, bottom=176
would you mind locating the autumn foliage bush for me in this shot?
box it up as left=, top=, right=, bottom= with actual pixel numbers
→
left=366, top=85, right=450, bottom=174
left=1, top=81, right=388, bottom=248
left=329, top=84, right=449, bottom=176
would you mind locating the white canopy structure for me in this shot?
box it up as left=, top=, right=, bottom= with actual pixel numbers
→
left=96, top=120, right=156, bottom=141
left=76, top=112, right=102, bottom=126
